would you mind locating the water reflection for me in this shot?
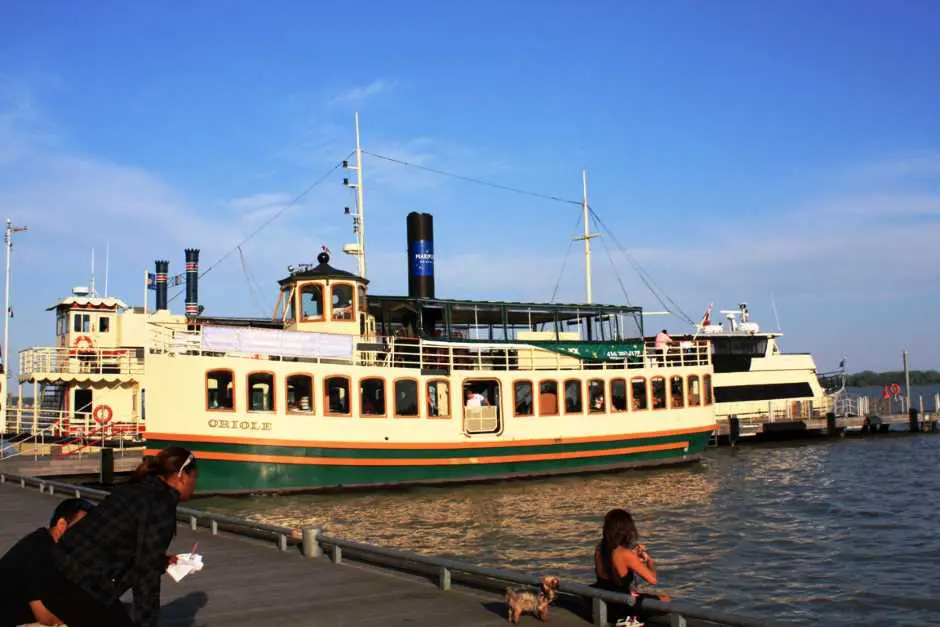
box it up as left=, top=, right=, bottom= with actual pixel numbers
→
left=199, top=437, right=940, bottom=626
left=201, top=464, right=718, bottom=577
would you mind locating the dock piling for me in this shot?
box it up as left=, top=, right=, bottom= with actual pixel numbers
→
left=592, top=597, right=607, bottom=626
left=909, top=408, right=919, bottom=433
left=100, top=447, right=114, bottom=485
left=439, top=566, right=452, bottom=591
left=302, top=527, right=322, bottom=558
left=729, top=416, right=740, bottom=447
left=671, top=613, right=689, bottom=627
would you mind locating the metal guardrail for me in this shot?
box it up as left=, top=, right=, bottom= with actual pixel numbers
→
left=0, top=472, right=779, bottom=627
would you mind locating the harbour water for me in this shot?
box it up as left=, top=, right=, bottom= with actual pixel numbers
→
left=199, top=434, right=940, bottom=626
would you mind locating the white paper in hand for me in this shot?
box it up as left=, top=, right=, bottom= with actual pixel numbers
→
left=166, top=552, right=204, bottom=583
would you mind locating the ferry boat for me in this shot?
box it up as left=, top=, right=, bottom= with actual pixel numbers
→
left=10, top=120, right=719, bottom=494
left=688, top=303, right=835, bottom=435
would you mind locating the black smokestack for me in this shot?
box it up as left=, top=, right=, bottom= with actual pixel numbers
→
left=406, top=212, right=434, bottom=299
left=185, top=249, right=200, bottom=317
left=155, top=260, right=169, bottom=311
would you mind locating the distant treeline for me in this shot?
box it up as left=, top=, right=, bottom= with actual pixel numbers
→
left=846, top=370, right=940, bottom=386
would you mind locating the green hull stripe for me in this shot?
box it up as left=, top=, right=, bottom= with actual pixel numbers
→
left=146, top=431, right=712, bottom=493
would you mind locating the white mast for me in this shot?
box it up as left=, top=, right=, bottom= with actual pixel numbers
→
left=342, top=112, right=367, bottom=278
left=3, top=218, right=28, bottom=379
left=574, top=169, right=598, bottom=304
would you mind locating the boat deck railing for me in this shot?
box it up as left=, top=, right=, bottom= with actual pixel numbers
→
left=145, top=327, right=712, bottom=373
left=0, top=471, right=780, bottom=627
left=2, top=407, right=143, bottom=441
left=18, top=346, right=146, bottom=379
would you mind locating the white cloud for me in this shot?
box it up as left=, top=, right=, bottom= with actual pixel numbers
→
left=329, top=79, right=394, bottom=106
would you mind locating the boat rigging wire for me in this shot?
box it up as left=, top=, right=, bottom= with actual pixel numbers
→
left=237, top=245, right=271, bottom=316
left=168, top=154, right=353, bottom=304
left=588, top=207, right=696, bottom=326
left=364, top=150, right=583, bottom=207
left=549, top=211, right=584, bottom=303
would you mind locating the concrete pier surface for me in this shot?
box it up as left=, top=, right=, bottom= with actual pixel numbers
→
left=1, top=482, right=593, bottom=626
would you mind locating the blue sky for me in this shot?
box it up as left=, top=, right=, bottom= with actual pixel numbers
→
left=1, top=0, right=938, bottom=373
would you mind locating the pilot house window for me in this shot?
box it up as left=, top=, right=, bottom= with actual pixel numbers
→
left=207, top=370, right=234, bottom=410
left=332, top=284, right=354, bottom=320
left=99, top=316, right=110, bottom=333
left=73, top=313, right=91, bottom=333
left=248, top=373, right=275, bottom=412
left=300, top=284, right=323, bottom=320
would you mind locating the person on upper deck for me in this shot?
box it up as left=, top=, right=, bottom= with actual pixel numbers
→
left=654, top=329, right=673, bottom=366
left=592, top=508, right=668, bottom=626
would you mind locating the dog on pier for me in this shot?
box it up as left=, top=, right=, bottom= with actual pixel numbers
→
left=505, top=575, right=560, bottom=623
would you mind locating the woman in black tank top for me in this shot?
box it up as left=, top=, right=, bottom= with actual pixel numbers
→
left=591, top=509, right=668, bottom=626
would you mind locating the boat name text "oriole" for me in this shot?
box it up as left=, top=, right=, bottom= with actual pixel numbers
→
left=207, top=419, right=273, bottom=432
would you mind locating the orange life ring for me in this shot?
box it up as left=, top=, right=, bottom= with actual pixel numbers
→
left=92, top=404, right=113, bottom=425
left=72, top=335, right=95, bottom=352
left=882, top=385, right=891, bottom=400
left=890, top=383, right=901, bottom=396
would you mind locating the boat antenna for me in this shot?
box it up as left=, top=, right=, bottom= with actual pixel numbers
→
left=90, top=247, right=96, bottom=296
left=574, top=169, right=599, bottom=304
left=770, top=292, right=782, bottom=331
left=342, top=112, right=367, bottom=278
left=104, top=240, right=111, bottom=297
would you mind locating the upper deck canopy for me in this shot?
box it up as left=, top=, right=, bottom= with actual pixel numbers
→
left=367, top=295, right=644, bottom=341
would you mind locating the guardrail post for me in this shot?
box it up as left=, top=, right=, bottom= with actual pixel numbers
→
left=301, top=528, right=322, bottom=558
left=190, top=515, right=198, bottom=530
left=74, top=488, right=81, bottom=498
left=438, top=566, right=451, bottom=591
left=278, top=533, right=287, bottom=552
left=670, top=612, right=687, bottom=627
left=210, top=520, right=218, bottom=535
left=592, top=597, right=607, bottom=627
left=38, top=481, right=45, bottom=494
left=0, top=474, right=5, bottom=484
left=332, top=544, right=343, bottom=564
left=49, top=484, right=55, bottom=496
left=20, top=478, right=25, bottom=488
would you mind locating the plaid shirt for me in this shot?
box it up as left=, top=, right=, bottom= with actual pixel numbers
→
left=54, top=475, right=179, bottom=627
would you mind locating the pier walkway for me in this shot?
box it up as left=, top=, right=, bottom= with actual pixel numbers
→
left=0, top=474, right=775, bottom=627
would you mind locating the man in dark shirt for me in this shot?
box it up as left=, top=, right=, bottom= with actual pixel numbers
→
left=0, top=497, right=94, bottom=627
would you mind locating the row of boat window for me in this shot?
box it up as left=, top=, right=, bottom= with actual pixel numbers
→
left=205, top=369, right=712, bottom=418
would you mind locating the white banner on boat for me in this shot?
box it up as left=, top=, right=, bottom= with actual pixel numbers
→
left=200, top=326, right=354, bottom=360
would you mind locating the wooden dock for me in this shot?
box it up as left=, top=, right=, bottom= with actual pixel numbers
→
left=0, top=481, right=591, bottom=626
left=716, top=412, right=938, bottom=444
left=0, top=451, right=141, bottom=477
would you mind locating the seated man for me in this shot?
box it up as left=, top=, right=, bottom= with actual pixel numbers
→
left=0, top=497, right=95, bottom=627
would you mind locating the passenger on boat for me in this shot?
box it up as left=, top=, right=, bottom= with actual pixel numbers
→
left=654, top=330, right=673, bottom=366
left=465, top=388, right=488, bottom=408
left=592, top=508, right=669, bottom=626
left=0, top=498, right=94, bottom=627
left=44, top=447, right=198, bottom=627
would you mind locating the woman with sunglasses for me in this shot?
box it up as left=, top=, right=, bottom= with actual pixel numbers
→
left=45, top=446, right=198, bottom=627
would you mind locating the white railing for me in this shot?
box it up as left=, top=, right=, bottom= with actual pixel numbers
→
left=3, top=406, right=143, bottom=440
left=149, top=327, right=711, bottom=373
left=19, top=347, right=146, bottom=377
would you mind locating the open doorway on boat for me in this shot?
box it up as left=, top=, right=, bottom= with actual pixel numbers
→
left=463, top=379, right=501, bottom=435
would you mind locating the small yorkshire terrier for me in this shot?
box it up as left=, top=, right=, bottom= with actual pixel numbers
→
left=505, top=575, right=560, bottom=624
